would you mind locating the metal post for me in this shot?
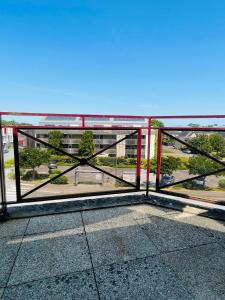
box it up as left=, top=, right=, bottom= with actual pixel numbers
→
left=13, top=127, right=21, bottom=202
left=156, top=129, right=162, bottom=191
left=82, top=116, right=85, bottom=127
left=136, top=129, right=142, bottom=190
left=0, top=115, right=7, bottom=218
left=146, top=118, right=152, bottom=198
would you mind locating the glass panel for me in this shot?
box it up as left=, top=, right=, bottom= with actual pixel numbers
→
left=160, top=130, right=225, bottom=204
left=1, top=126, right=16, bottom=203
left=0, top=115, right=5, bottom=211
left=18, top=128, right=138, bottom=200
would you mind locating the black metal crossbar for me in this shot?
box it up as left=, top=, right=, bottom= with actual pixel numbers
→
left=15, top=128, right=139, bottom=201
left=158, top=130, right=225, bottom=190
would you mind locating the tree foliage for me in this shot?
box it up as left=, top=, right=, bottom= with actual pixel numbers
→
left=19, top=148, right=50, bottom=179
left=151, top=119, right=164, bottom=128
left=160, top=156, right=182, bottom=175
left=79, top=131, right=95, bottom=157
left=188, top=134, right=212, bottom=153
left=187, top=155, right=216, bottom=176
left=1, top=120, right=31, bottom=125
left=209, top=133, right=225, bottom=157
left=48, top=130, right=64, bottom=154
left=186, top=133, right=225, bottom=186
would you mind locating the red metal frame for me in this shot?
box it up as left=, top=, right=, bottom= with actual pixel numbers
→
left=2, top=111, right=225, bottom=208
left=156, top=129, right=162, bottom=191
left=13, top=126, right=141, bottom=202
left=156, top=128, right=225, bottom=203
left=146, top=118, right=152, bottom=197
left=136, top=129, right=142, bottom=189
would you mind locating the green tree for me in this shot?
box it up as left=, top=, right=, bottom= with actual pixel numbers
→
left=19, top=148, right=50, bottom=180
left=188, top=123, right=200, bottom=128
left=160, top=156, right=181, bottom=175
left=188, top=134, right=212, bottom=153
left=162, top=134, right=174, bottom=146
left=151, top=119, right=164, bottom=128
left=79, top=131, right=95, bottom=157
left=209, top=133, right=225, bottom=158
left=1, top=120, right=31, bottom=125
left=48, top=130, right=64, bottom=154
left=186, top=155, right=217, bottom=187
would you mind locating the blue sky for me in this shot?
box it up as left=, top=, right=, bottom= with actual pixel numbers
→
left=0, top=0, right=225, bottom=117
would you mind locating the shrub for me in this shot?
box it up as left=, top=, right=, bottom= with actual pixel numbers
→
left=4, top=159, right=14, bottom=168
left=218, top=179, right=225, bottom=189
left=49, top=169, right=61, bottom=175
left=22, top=170, right=38, bottom=181
left=50, top=175, right=68, bottom=184
left=22, top=170, right=49, bottom=181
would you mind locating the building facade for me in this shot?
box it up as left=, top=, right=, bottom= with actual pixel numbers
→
left=36, top=117, right=155, bottom=159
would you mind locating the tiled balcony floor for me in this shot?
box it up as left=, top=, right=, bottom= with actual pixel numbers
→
left=1, top=204, right=225, bottom=299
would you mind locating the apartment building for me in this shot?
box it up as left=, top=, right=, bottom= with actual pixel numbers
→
left=36, top=117, right=155, bottom=159
left=1, top=127, right=13, bottom=150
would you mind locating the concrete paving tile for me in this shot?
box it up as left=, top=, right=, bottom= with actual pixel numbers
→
left=95, top=255, right=193, bottom=300
left=84, top=213, right=138, bottom=234
left=82, top=205, right=178, bottom=228
left=8, top=230, right=92, bottom=285
left=137, top=214, right=212, bottom=252
left=0, top=219, right=29, bottom=238
left=127, top=204, right=179, bottom=219
left=26, top=212, right=83, bottom=235
left=82, top=206, right=135, bottom=226
left=0, top=236, right=22, bottom=288
left=3, top=269, right=98, bottom=300
left=171, top=213, right=225, bottom=241
left=163, top=243, right=225, bottom=299
left=0, top=288, right=4, bottom=299
left=86, top=223, right=158, bottom=267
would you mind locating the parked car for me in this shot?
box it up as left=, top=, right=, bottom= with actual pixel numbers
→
left=193, top=178, right=205, bottom=187
left=182, top=148, right=192, bottom=154
left=160, top=175, right=175, bottom=186
left=48, top=160, right=57, bottom=169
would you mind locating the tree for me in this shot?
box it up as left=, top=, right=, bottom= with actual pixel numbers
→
left=186, top=155, right=217, bottom=187
left=48, top=130, right=64, bottom=154
left=160, top=156, right=181, bottom=175
left=1, top=120, right=31, bottom=125
left=151, top=119, right=164, bottom=128
left=188, top=134, right=212, bottom=153
left=19, top=148, right=50, bottom=180
left=209, top=133, right=225, bottom=158
left=79, top=131, right=95, bottom=157
left=162, top=134, right=174, bottom=146
left=188, top=123, right=200, bottom=128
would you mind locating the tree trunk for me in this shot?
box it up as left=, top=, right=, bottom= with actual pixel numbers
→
left=32, top=167, right=36, bottom=180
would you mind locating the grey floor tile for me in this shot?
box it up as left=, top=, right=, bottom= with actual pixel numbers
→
left=0, top=219, right=29, bottom=238
left=82, top=206, right=137, bottom=225
left=3, top=269, right=98, bottom=300
left=174, top=213, right=225, bottom=241
left=163, top=243, right=225, bottom=299
left=137, top=214, right=212, bottom=252
left=127, top=204, right=178, bottom=219
left=0, top=288, right=4, bottom=299
left=8, top=229, right=92, bottom=285
left=82, top=205, right=177, bottom=228
left=83, top=209, right=138, bottom=234
left=86, top=223, right=158, bottom=267
left=0, top=236, right=22, bottom=288
left=95, top=255, right=193, bottom=300
left=26, top=212, right=83, bottom=235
